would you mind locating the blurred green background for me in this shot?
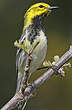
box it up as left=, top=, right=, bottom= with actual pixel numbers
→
left=0, top=0, right=72, bottom=110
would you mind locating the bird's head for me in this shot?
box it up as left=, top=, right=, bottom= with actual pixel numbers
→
left=23, top=3, right=58, bottom=30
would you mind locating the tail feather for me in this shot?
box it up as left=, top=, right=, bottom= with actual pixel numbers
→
left=16, top=72, right=27, bottom=109
left=16, top=72, right=23, bottom=93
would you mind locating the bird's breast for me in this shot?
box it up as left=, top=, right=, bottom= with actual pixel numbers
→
left=18, top=30, right=47, bottom=74
left=30, top=30, right=47, bottom=73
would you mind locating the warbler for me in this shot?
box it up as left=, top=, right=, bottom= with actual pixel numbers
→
left=16, top=3, right=58, bottom=93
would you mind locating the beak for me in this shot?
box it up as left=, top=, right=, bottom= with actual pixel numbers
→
left=48, top=6, right=59, bottom=11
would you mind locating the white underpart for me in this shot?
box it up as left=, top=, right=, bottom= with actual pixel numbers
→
left=30, top=30, right=47, bottom=73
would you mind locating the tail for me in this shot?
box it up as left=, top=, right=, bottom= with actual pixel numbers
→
left=16, top=72, right=25, bottom=109
left=16, top=72, right=24, bottom=93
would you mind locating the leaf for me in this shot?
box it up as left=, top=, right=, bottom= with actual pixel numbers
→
left=43, top=60, right=52, bottom=66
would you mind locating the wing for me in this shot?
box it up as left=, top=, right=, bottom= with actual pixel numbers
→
left=16, top=33, right=26, bottom=73
left=16, top=32, right=29, bottom=93
left=16, top=48, right=21, bottom=73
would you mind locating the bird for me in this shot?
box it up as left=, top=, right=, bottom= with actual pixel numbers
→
left=16, top=2, right=58, bottom=93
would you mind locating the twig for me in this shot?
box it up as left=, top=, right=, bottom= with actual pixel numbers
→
left=1, top=46, right=72, bottom=110
left=21, top=53, right=32, bottom=94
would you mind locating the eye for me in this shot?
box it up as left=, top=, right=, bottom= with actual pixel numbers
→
left=39, top=5, right=44, bottom=8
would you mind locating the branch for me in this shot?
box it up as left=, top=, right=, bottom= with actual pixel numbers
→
left=1, top=46, right=72, bottom=110
left=21, top=54, right=32, bottom=94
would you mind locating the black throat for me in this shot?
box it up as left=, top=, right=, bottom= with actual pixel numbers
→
left=24, top=16, right=45, bottom=44
left=32, top=15, right=44, bottom=30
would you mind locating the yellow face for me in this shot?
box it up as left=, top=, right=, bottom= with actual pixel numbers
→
left=25, top=3, right=51, bottom=17
left=23, top=3, right=57, bottom=31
